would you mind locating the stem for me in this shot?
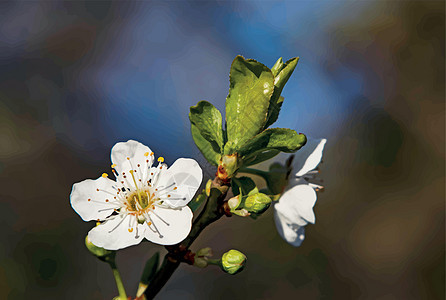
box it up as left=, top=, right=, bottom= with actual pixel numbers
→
left=206, top=258, right=221, bottom=266
left=144, top=176, right=230, bottom=299
left=109, top=260, right=127, bottom=300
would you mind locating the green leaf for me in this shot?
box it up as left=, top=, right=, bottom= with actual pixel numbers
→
left=190, top=101, right=224, bottom=149
left=225, top=56, right=275, bottom=153
left=264, top=57, right=299, bottom=129
left=188, top=190, right=207, bottom=212
left=275, top=57, right=299, bottom=94
left=231, top=176, right=258, bottom=197
left=271, top=57, right=284, bottom=77
left=238, top=128, right=306, bottom=157
left=191, top=124, right=221, bottom=166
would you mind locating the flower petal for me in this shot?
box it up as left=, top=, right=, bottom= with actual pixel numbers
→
left=274, top=209, right=306, bottom=247
left=111, top=140, right=154, bottom=181
left=294, top=138, right=326, bottom=177
left=156, top=158, right=202, bottom=208
left=144, top=206, right=193, bottom=245
left=70, top=177, right=118, bottom=221
left=88, top=214, right=145, bottom=250
left=275, top=184, right=317, bottom=225
left=149, top=163, right=168, bottom=188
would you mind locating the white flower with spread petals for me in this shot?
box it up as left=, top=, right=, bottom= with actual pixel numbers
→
left=70, top=140, right=203, bottom=250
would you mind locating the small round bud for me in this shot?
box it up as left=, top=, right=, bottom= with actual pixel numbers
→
left=194, top=257, right=208, bottom=268
left=221, top=249, right=247, bottom=275
left=227, top=195, right=241, bottom=210
left=244, top=193, right=271, bottom=214
left=196, top=247, right=213, bottom=257
left=85, top=236, right=114, bottom=260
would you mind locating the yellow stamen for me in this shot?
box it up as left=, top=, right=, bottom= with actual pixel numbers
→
left=128, top=228, right=134, bottom=232
left=158, top=157, right=164, bottom=163
left=144, top=152, right=149, bottom=157
left=111, top=164, right=117, bottom=168
left=102, top=173, right=108, bottom=178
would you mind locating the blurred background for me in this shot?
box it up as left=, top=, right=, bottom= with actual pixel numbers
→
left=0, top=1, right=444, bottom=299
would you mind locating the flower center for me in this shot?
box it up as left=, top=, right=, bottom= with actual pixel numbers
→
left=126, top=189, right=155, bottom=211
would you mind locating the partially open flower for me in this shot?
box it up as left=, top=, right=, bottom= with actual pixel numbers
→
left=274, top=138, right=326, bottom=247
left=252, top=138, right=326, bottom=247
left=70, top=140, right=202, bottom=250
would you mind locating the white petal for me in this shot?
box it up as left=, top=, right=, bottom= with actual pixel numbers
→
left=88, top=214, right=145, bottom=250
left=275, top=184, right=317, bottom=224
left=156, top=158, right=202, bottom=208
left=70, top=177, right=118, bottom=221
left=144, top=206, right=193, bottom=245
left=294, top=138, right=327, bottom=177
left=149, top=164, right=168, bottom=188
left=274, top=209, right=306, bottom=247
left=111, top=140, right=154, bottom=181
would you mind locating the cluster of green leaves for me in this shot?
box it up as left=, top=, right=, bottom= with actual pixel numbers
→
left=189, top=56, right=306, bottom=176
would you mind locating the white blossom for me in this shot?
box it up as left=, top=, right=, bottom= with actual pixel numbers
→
left=274, top=138, right=326, bottom=246
left=253, top=138, right=326, bottom=247
left=70, top=140, right=202, bottom=250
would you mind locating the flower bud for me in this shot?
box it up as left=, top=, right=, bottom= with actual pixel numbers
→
left=227, top=195, right=241, bottom=210
left=220, top=154, right=239, bottom=178
left=193, top=247, right=214, bottom=268
left=196, top=247, right=213, bottom=257
left=194, top=257, right=208, bottom=268
left=221, top=249, right=247, bottom=275
left=244, top=193, right=271, bottom=214
left=85, top=236, right=114, bottom=260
